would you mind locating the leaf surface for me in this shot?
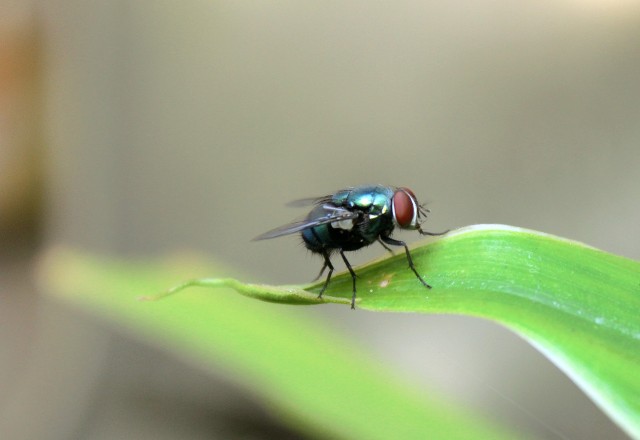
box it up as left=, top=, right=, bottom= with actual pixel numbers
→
left=38, top=240, right=517, bottom=440
left=147, top=224, right=640, bottom=438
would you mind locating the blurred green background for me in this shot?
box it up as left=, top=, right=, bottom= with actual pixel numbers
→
left=1, top=1, right=639, bottom=438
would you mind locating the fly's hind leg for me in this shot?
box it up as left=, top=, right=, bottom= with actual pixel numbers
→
left=311, top=228, right=334, bottom=299
left=317, top=251, right=334, bottom=299
left=339, top=250, right=358, bottom=309
left=314, top=260, right=328, bottom=281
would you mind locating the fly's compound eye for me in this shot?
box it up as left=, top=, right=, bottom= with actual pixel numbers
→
left=392, top=189, right=418, bottom=228
left=400, top=187, right=416, bottom=200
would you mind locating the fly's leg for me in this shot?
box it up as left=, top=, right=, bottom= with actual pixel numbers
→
left=377, top=238, right=395, bottom=255
left=317, top=251, right=334, bottom=299
left=417, top=225, right=449, bottom=236
left=380, top=236, right=432, bottom=289
left=314, top=261, right=328, bottom=281
left=311, top=228, right=334, bottom=299
left=339, top=250, right=358, bottom=309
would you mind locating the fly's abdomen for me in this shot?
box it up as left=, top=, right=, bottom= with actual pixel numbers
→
left=299, top=204, right=348, bottom=252
left=301, top=224, right=329, bottom=252
left=301, top=222, right=366, bottom=252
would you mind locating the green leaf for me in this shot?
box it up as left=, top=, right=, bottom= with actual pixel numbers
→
left=37, top=245, right=516, bottom=440
left=146, top=224, right=640, bottom=438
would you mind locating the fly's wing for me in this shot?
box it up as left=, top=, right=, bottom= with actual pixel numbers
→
left=286, top=195, right=332, bottom=207
left=253, top=205, right=359, bottom=240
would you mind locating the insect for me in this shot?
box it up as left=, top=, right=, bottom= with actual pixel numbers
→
left=254, top=185, right=447, bottom=309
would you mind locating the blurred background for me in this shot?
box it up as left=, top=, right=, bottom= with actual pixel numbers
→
left=2, top=0, right=639, bottom=438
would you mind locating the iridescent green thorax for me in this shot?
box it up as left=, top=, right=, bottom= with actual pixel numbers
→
left=331, top=185, right=395, bottom=216
left=302, top=185, right=396, bottom=252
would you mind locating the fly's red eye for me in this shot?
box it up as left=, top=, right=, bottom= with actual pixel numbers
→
left=400, top=187, right=416, bottom=199
left=392, top=190, right=416, bottom=228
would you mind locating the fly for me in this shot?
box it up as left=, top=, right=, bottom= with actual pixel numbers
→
left=254, top=185, right=447, bottom=309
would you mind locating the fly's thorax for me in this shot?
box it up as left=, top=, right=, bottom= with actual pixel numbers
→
left=332, top=185, right=394, bottom=213
left=331, top=185, right=396, bottom=244
left=331, top=218, right=355, bottom=231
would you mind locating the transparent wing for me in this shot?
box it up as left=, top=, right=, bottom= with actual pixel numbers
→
left=285, top=195, right=332, bottom=207
left=253, top=205, right=359, bottom=240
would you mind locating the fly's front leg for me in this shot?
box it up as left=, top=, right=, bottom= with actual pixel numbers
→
left=417, top=225, right=449, bottom=236
left=380, top=236, right=432, bottom=289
